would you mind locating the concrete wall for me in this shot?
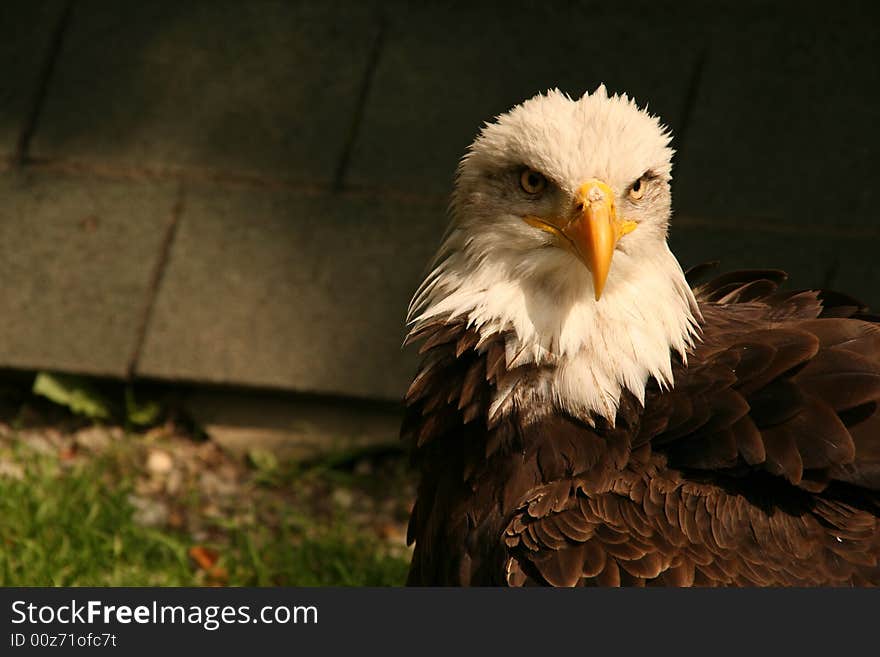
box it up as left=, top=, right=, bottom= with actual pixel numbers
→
left=1, top=0, right=878, bottom=403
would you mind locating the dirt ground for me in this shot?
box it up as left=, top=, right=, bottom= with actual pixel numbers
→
left=0, top=379, right=416, bottom=586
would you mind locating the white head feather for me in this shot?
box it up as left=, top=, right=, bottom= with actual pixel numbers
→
left=408, top=86, right=700, bottom=424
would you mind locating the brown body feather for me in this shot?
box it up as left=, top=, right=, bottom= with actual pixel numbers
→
left=403, top=270, right=880, bottom=586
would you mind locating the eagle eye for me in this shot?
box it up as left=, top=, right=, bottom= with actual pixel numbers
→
left=519, top=169, right=547, bottom=195
left=629, top=174, right=647, bottom=200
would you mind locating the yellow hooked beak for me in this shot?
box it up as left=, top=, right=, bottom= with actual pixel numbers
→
left=524, top=179, right=636, bottom=300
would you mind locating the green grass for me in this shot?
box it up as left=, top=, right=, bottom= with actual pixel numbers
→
left=0, top=446, right=409, bottom=586
left=0, top=448, right=190, bottom=586
left=222, top=515, right=409, bottom=586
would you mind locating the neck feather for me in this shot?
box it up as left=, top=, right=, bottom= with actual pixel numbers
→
left=408, top=238, right=700, bottom=424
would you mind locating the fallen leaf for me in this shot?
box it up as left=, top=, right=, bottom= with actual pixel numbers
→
left=188, top=545, right=219, bottom=571
left=207, top=565, right=228, bottom=586
left=167, top=509, right=185, bottom=529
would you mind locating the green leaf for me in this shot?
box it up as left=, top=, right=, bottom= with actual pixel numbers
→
left=247, top=448, right=280, bottom=485
left=32, top=372, right=111, bottom=420
left=248, top=448, right=279, bottom=473
left=124, top=388, right=161, bottom=426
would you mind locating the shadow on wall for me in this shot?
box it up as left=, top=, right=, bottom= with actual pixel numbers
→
left=6, top=1, right=378, bottom=185
left=0, top=0, right=877, bottom=401
left=1, top=1, right=876, bottom=196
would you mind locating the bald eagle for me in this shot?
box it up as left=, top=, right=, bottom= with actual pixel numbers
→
left=402, top=86, right=880, bottom=586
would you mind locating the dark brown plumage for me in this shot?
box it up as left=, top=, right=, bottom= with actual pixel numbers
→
left=403, top=269, right=880, bottom=586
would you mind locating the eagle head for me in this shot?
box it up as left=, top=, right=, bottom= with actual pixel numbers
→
left=408, top=86, right=700, bottom=423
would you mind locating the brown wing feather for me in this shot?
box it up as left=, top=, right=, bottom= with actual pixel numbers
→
left=653, top=272, right=880, bottom=492
left=404, top=269, right=880, bottom=586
